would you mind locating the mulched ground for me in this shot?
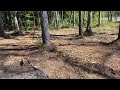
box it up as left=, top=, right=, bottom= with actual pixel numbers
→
left=0, top=27, right=120, bottom=79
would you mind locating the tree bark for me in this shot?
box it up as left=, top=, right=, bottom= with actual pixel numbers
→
left=55, top=11, right=59, bottom=29
left=69, top=11, right=73, bottom=27
left=79, top=11, right=82, bottom=36
left=110, top=11, right=113, bottom=21
left=0, top=11, right=5, bottom=37
left=82, top=11, right=85, bottom=26
left=38, top=11, right=41, bottom=28
left=10, top=11, right=15, bottom=30
left=14, top=11, right=20, bottom=33
left=115, top=11, right=118, bottom=21
left=73, top=11, right=75, bottom=27
left=18, top=12, right=23, bottom=35
left=98, top=11, right=101, bottom=26
left=61, top=11, right=64, bottom=25
left=83, top=11, right=93, bottom=36
left=40, top=11, right=50, bottom=45
left=107, top=11, right=110, bottom=21
left=117, top=24, right=120, bottom=40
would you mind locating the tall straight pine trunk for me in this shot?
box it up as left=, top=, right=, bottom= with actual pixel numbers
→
left=98, top=11, right=101, bottom=26
left=79, top=11, right=82, bottom=36
left=115, top=11, right=118, bottom=21
left=73, top=11, right=75, bottom=27
left=0, top=11, right=5, bottom=37
left=61, top=11, right=64, bottom=25
left=107, top=11, right=110, bottom=21
left=82, top=11, right=86, bottom=26
left=87, top=11, right=92, bottom=31
left=40, top=11, right=50, bottom=45
left=14, top=11, right=20, bottom=33
left=55, top=11, right=59, bottom=29
left=69, top=11, right=73, bottom=27
left=110, top=11, right=113, bottom=21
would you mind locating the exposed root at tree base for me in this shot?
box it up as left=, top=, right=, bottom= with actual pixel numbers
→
left=11, top=31, right=24, bottom=36
left=83, top=30, right=94, bottom=36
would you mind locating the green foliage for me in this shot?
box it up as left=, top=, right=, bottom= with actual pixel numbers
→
left=60, top=19, right=71, bottom=28
left=2, top=11, right=120, bottom=32
left=101, top=20, right=117, bottom=27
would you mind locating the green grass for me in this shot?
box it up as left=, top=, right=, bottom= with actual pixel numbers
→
left=93, top=20, right=119, bottom=32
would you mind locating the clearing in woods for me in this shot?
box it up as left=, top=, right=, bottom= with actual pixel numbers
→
left=0, top=27, right=120, bottom=79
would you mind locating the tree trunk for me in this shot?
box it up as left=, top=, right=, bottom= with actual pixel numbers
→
left=18, top=12, right=23, bottom=35
left=83, top=11, right=93, bottom=36
left=0, top=11, right=5, bottom=37
left=14, top=11, right=20, bottom=33
left=55, top=11, right=59, bottom=29
left=6, top=12, right=10, bottom=32
left=32, top=11, right=36, bottom=40
left=33, top=11, right=36, bottom=29
left=40, top=11, right=50, bottom=46
left=108, top=11, right=110, bottom=21
left=110, top=11, right=113, bottom=21
left=79, top=11, right=82, bottom=36
left=115, top=11, right=118, bottom=21
left=69, top=11, right=73, bottom=27
left=38, top=11, right=41, bottom=28
left=82, top=11, right=85, bottom=26
left=73, top=11, right=75, bottom=27
left=61, top=11, right=64, bottom=25
left=117, top=24, right=120, bottom=40
left=98, top=11, right=101, bottom=26
left=10, top=11, right=15, bottom=30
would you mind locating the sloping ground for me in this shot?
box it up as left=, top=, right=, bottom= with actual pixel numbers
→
left=50, top=28, right=118, bottom=64
left=50, top=28, right=120, bottom=79
left=0, top=27, right=120, bottom=79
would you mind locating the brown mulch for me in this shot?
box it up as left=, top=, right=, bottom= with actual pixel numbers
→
left=0, top=27, right=120, bottom=79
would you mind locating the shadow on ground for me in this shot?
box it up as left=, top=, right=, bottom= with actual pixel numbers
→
left=53, top=48, right=120, bottom=79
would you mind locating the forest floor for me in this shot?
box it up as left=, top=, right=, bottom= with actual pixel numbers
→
left=0, top=27, right=120, bottom=79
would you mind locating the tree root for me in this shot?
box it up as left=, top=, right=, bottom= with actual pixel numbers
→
left=83, top=30, right=94, bottom=36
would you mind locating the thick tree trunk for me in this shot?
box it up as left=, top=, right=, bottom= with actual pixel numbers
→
left=83, top=11, right=93, bottom=36
left=98, top=11, right=101, bottom=26
left=0, top=11, right=11, bottom=39
left=40, top=11, right=50, bottom=46
left=0, top=11, right=5, bottom=37
left=79, top=11, right=82, bottom=36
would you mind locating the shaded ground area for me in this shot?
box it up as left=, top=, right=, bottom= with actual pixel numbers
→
left=0, top=27, right=120, bottom=79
